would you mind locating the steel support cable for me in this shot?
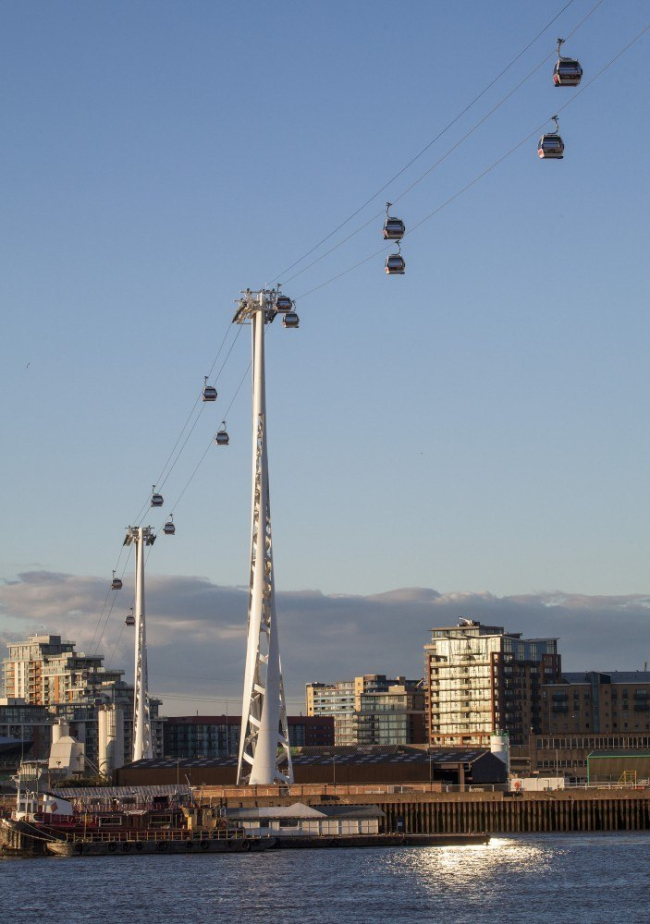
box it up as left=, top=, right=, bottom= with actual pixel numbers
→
left=296, top=20, right=649, bottom=302
left=98, top=542, right=154, bottom=661
left=93, top=591, right=119, bottom=656
left=281, top=50, right=554, bottom=288
left=131, top=496, right=152, bottom=530
left=124, top=324, right=239, bottom=533
left=113, top=535, right=135, bottom=577
left=206, top=320, right=239, bottom=381
left=109, top=7, right=591, bottom=579
left=154, top=405, right=207, bottom=495
left=154, top=397, right=203, bottom=487
left=130, top=405, right=204, bottom=525
left=106, top=619, right=126, bottom=670
left=154, top=324, right=245, bottom=500
left=266, top=0, right=582, bottom=286
left=381, top=0, right=607, bottom=212
left=410, top=23, right=650, bottom=235
left=278, top=0, right=606, bottom=289
left=221, top=360, right=251, bottom=420
left=106, top=359, right=250, bottom=629
left=88, top=584, right=114, bottom=654
left=152, top=322, right=237, bottom=492
left=105, top=5, right=621, bottom=598
left=93, top=537, right=132, bottom=659
left=167, top=360, right=251, bottom=515
left=113, top=5, right=611, bottom=545
left=110, top=544, right=130, bottom=582
left=113, top=355, right=248, bottom=611
left=129, top=324, right=246, bottom=531
left=293, top=118, right=574, bottom=299
left=89, top=549, right=131, bottom=656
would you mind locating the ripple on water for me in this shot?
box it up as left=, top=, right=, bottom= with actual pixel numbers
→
left=1, top=834, right=649, bottom=923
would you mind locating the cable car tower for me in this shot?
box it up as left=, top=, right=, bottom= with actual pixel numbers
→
left=233, top=288, right=294, bottom=786
left=124, top=525, right=156, bottom=762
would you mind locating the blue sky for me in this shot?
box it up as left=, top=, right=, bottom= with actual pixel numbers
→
left=1, top=2, right=649, bottom=708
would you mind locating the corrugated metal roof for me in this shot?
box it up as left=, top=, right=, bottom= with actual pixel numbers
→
left=319, top=805, right=384, bottom=819
left=224, top=803, right=384, bottom=821
left=127, top=746, right=490, bottom=772
left=225, top=803, right=326, bottom=820
left=52, top=784, right=192, bottom=800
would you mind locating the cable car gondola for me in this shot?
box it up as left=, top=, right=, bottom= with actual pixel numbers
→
left=553, top=38, right=583, bottom=87
left=215, top=422, right=230, bottom=446
left=202, top=375, right=218, bottom=403
left=125, top=609, right=135, bottom=627
left=163, top=515, right=176, bottom=536
left=283, top=311, right=300, bottom=329
left=538, top=116, right=565, bottom=159
left=151, top=485, right=164, bottom=507
left=385, top=243, right=406, bottom=275
left=275, top=294, right=293, bottom=312
left=382, top=202, right=405, bottom=241
left=111, top=571, right=123, bottom=591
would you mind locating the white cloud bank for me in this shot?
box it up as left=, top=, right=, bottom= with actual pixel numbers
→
left=1, top=572, right=649, bottom=715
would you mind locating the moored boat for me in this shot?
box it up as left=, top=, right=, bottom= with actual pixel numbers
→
left=47, top=832, right=276, bottom=856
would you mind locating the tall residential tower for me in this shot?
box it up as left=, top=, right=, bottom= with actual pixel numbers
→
left=425, top=619, right=561, bottom=747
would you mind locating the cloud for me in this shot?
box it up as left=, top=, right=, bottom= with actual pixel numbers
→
left=1, top=571, right=649, bottom=715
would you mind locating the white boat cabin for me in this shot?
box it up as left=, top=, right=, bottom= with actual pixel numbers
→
left=223, top=802, right=383, bottom=837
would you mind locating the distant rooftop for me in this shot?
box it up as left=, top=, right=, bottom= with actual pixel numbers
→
left=128, top=744, right=492, bottom=771
left=428, top=618, right=557, bottom=642
left=561, top=671, right=650, bottom=684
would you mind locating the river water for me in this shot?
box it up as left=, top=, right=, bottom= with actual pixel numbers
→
left=1, top=833, right=647, bottom=922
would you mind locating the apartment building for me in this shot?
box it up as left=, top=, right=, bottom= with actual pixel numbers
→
left=425, top=618, right=560, bottom=748
left=541, top=671, right=650, bottom=736
left=2, top=634, right=124, bottom=705
left=306, top=674, right=426, bottom=746
left=1, top=635, right=164, bottom=767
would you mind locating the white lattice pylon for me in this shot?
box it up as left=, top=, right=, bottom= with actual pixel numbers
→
left=124, top=526, right=155, bottom=762
left=235, top=290, right=293, bottom=785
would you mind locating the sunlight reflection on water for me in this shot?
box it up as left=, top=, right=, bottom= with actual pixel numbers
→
left=2, top=834, right=649, bottom=923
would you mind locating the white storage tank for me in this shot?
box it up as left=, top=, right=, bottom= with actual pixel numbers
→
left=97, top=704, right=125, bottom=777
left=51, top=718, right=70, bottom=745
left=490, top=730, right=510, bottom=773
